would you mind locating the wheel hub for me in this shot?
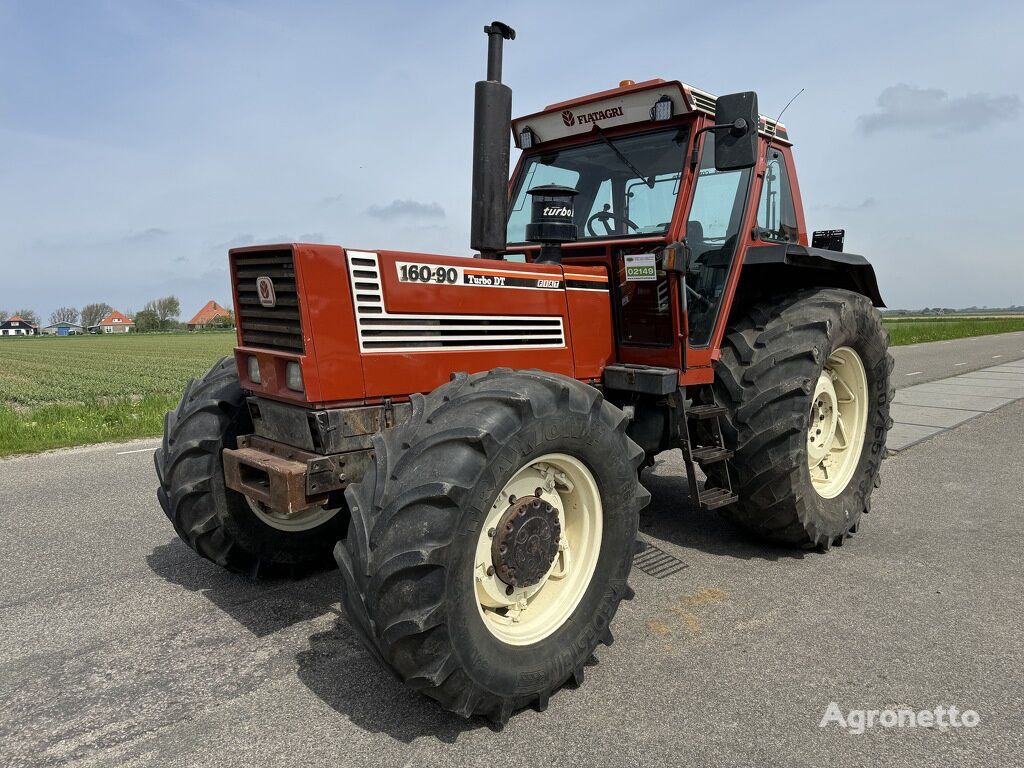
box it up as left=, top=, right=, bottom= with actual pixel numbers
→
left=491, top=495, right=561, bottom=589
left=807, top=373, right=839, bottom=464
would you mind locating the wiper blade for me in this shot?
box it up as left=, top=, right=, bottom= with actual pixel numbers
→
left=593, top=125, right=654, bottom=188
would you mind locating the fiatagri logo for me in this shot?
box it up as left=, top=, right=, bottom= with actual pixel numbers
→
left=562, top=105, right=625, bottom=127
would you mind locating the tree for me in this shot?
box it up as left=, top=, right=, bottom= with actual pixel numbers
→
left=0, top=310, right=8, bottom=323
left=14, top=308, right=40, bottom=326
left=210, top=310, right=235, bottom=329
left=156, top=296, right=180, bottom=325
left=49, top=307, right=80, bottom=326
left=143, top=296, right=181, bottom=330
left=133, top=308, right=161, bottom=333
left=81, top=303, right=113, bottom=329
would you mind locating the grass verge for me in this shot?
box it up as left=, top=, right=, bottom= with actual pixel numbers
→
left=0, top=395, right=177, bottom=458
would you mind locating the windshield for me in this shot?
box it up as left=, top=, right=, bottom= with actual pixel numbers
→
left=507, top=127, right=690, bottom=244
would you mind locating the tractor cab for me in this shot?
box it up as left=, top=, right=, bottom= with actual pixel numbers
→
left=505, top=79, right=798, bottom=383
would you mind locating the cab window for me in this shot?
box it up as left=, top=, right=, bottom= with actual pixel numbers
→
left=685, top=137, right=752, bottom=346
left=756, top=150, right=798, bottom=242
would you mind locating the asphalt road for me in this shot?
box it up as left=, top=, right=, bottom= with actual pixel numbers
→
left=889, top=330, right=1024, bottom=387
left=2, top=345, right=1023, bottom=767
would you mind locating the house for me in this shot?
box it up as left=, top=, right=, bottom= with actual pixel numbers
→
left=42, top=322, right=85, bottom=336
left=0, top=316, right=38, bottom=336
left=96, top=311, right=135, bottom=333
left=187, top=300, right=232, bottom=330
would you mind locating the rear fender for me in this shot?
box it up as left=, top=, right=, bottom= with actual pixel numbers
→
left=742, top=243, right=884, bottom=307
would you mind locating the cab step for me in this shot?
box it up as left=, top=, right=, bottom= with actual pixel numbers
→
left=696, top=486, right=739, bottom=511
left=686, top=403, right=727, bottom=420
left=690, top=445, right=733, bottom=464
left=680, top=398, right=738, bottom=511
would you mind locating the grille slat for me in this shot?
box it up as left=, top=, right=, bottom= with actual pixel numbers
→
left=233, top=249, right=304, bottom=353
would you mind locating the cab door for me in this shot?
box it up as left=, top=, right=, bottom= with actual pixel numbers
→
left=679, top=131, right=758, bottom=380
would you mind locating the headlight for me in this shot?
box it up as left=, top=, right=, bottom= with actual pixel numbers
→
left=246, top=355, right=261, bottom=384
left=285, top=361, right=304, bottom=392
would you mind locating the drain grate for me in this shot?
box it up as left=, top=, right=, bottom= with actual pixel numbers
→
left=632, top=540, right=688, bottom=579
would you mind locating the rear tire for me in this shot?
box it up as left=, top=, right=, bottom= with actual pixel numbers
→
left=709, top=289, right=893, bottom=547
left=336, top=369, right=648, bottom=722
left=155, top=357, right=347, bottom=578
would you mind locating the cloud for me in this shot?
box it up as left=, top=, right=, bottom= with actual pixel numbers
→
left=321, top=192, right=344, bottom=205
left=298, top=232, right=325, bottom=242
left=173, top=255, right=187, bottom=263
left=366, top=199, right=445, bottom=221
left=858, top=84, right=1021, bottom=135
left=123, top=227, right=169, bottom=243
left=214, top=234, right=255, bottom=250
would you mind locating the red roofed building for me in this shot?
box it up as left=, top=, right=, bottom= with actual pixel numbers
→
left=187, top=301, right=232, bottom=330
left=97, top=310, right=134, bottom=334
left=0, top=315, right=38, bottom=336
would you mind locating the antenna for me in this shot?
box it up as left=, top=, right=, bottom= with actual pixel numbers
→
left=765, top=87, right=803, bottom=157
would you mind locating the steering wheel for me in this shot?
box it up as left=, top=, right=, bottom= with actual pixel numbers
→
left=586, top=204, right=639, bottom=237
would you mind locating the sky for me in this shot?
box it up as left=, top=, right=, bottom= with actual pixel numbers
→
left=2, top=0, right=1022, bottom=323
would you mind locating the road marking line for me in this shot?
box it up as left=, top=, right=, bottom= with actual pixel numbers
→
left=954, top=362, right=966, bottom=366
left=993, top=355, right=1003, bottom=359
left=905, top=371, right=923, bottom=376
left=117, top=447, right=158, bottom=455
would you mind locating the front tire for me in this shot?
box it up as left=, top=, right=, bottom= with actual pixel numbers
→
left=335, top=369, right=648, bottom=722
left=709, top=289, right=893, bottom=547
left=155, top=357, right=347, bottom=578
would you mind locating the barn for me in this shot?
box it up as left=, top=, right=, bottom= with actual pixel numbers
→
left=42, top=322, right=85, bottom=336
left=187, top=301, right=232, bottom=330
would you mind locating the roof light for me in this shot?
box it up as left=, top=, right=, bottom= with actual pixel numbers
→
left=519, top=126, right=537, bottom=149
left=651, top=95, right=673, bottom=121
left=619, top=79, right=635, bottom=87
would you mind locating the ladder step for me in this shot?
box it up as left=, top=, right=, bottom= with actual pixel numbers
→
left=687, top=404, right=726, bottom=420
left=690, top=446, right=733, bottom=464
left=698, top=487, right=738, bottom=510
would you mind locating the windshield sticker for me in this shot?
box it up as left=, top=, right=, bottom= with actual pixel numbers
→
left=624, top=253, right=657, bottom=281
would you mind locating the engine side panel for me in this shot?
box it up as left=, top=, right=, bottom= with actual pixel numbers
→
left=355, top=250, right=577, bottom=397
left=563, top=266, right=614, bottom=380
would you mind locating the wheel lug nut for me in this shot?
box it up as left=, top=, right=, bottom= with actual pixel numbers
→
left=505, top=585, right=514, bottom=596
left=486, top=565, right=495, bottom=576
left=488, top=527, right=496, bottom=538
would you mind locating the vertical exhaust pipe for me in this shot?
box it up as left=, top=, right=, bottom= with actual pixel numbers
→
left=470, top=21, right=515, bottom=259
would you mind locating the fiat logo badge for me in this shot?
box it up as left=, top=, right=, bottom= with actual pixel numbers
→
left=256, top=276, right=276, bottom=308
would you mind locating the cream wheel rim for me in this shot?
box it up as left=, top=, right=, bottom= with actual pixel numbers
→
left=246, top=497, right=340, bottom=532
left=474, top=453, right=603, bottom=646
left=807, top=346, right=869, bottom=499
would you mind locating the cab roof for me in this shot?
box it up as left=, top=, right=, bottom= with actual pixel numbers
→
left=512, top=78, right=790, bottom=150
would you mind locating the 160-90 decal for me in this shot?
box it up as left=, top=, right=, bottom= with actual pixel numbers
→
left=398, top=264, right=459, bottom=284
left=395, top=262, right=562, bottom=290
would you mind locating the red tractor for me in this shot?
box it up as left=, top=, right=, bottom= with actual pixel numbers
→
left=156, top=22, right=892, bottom=723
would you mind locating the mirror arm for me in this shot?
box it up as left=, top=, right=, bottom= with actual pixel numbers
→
left=690, top=120, right=750, bottom=168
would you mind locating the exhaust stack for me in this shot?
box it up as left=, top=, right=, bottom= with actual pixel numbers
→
left=470, top=21, right=515, bottom=259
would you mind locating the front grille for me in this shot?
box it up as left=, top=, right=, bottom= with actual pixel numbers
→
left=234, top=249, right=305, bottom=353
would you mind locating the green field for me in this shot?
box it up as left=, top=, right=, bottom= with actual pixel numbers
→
left=0, top=333, right=234, bottom=457
left=1, top=316, right=1023, bottom=456
left=882, top=315, right=1024, bottom=345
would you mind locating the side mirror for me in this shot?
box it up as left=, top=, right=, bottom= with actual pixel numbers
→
left=713, top=91, right=759, bottom=171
